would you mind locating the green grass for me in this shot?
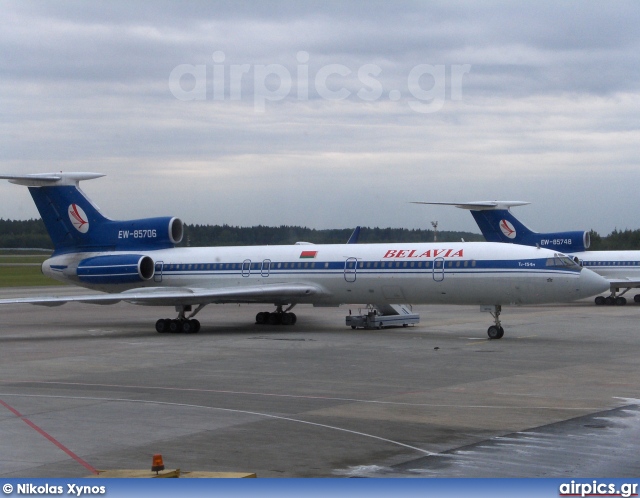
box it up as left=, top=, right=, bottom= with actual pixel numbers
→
left=0, top=255, right=49, bottom=265
left=0, top=265, right=66, bottom=287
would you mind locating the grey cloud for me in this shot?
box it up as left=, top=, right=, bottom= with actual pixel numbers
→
left=5, top=1, right=640, bottom=97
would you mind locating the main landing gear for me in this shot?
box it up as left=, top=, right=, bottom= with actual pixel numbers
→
left=155, top=318, right=200, bottom=333
left=155, top=304, right=205, bottom=334
left=595, top=295, right=627, bottom=306
left=255, top=305, right=297, bottom=326
left=484, top=305, right=504, bottom=340
left=594, top=288, right=638, bottom=306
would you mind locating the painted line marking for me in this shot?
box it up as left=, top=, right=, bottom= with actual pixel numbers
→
left=0, top=380, right=604, bottom=411
left=0, top=398, right=98, bottom=474
left=0, top=393, right=434, bottom=456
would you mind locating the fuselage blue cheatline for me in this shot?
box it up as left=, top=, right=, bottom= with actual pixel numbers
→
left=418, top=200, right=640, bottom=306
left=0, top=173, right=608, bottom=339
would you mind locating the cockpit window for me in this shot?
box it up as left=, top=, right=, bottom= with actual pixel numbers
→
left=546, top=253, right=581, bottom=270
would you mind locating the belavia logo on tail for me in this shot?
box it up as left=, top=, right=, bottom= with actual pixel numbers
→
left=499, top=219, right=516, bottom=239
left=68, top=204, right=89, bottom=233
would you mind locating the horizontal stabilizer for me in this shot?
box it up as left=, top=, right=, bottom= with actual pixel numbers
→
left=412, top=201, right=530, bottom=211
left=0, top=172, right=105, bottom=187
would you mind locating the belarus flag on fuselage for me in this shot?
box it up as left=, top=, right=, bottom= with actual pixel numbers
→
left=300, top=250, right=318, bottom=259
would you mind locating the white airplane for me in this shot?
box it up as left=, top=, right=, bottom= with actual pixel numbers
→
left=0, top=173, right=608, bottom=339
left=419, top=201, right=640, bottom=305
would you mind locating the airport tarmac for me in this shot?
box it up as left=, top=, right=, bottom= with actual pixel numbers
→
left=1, top=286, right=639, bottom=478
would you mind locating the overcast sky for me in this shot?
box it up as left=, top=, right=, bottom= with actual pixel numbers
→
left=2, top=1, right=639, bottom=236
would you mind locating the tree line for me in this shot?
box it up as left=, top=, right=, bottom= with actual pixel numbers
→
left=182, top=224, right=483, bottom=246
left=2, top=218, right=640, bottom=250
left=588, top=229, right=640, bottom=251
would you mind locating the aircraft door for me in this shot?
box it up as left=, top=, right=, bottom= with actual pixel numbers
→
left=154, top=261, right=163, bottom=282
left=344, top=257, right=357, bottom=282
left=433, top=257, right=445, bottom=282
left=242, top=259, right=251, bottom=277
left=261, top=259, right=271, bottom=277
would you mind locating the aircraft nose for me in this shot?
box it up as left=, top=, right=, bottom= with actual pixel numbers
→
left=578, top=268, right=610, bottom=298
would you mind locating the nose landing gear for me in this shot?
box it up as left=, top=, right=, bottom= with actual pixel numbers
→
left=483, top=305, right=504, bottom=339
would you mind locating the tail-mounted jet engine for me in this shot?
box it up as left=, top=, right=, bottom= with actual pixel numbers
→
left=76, top=254, right=155, bottom=285
left=108, top=216, right=184, bottom=251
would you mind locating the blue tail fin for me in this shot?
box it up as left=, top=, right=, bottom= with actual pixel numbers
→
left=2, top=173, right=183, bottom=254
left=414, top=201, right=590, bottom=252
left=469, top=206, right=589, bottom=252
left=347, top=226, right=361, bottom=244
left=29, top=184, right=110, bottom=253
left=471, top=209, right=534, bottom=243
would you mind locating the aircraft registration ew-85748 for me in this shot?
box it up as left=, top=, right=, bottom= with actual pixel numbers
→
left=419, top=201, right=640, bottom=306
left=0, top=173, right=608, bottom=339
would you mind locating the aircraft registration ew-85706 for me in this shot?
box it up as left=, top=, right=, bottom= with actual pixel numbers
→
left=418, top=201, right=640, bottom=306
left=0, top=173, right=608, bottom=339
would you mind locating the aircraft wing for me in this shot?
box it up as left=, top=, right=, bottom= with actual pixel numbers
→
left=606, top=278, right=640, bottom=290
left=0, top=283, right=328, bottom=308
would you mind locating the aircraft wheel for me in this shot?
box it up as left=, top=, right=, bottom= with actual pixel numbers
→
left=604, top=296, right=615, bottom=306
left=351, top=326, right=356, bottom=329
left=169, top=319, right=181, bottom=333
left=487, top=325, right=503, bottom=340
left=616, top=296, right=627, bottom=306
left=595, top=296, right=605, bottom=305
left=180, top=320, right=193, bottom=333
left=290, top=312, right=297, bottom=325
left=191, top=319, right=201, bottom=333
left=635, top=294, right=640, bottom=303
left=155, top=319, right=169, bottom=333
left=281, top=313, right=294, bottom=325
left=256, top=312, right=268, bottom=324
left=268, top=312, right=281, bottom=325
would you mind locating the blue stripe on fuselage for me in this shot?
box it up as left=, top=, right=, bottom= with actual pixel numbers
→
left=155, top=258, right=580, bottom=277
